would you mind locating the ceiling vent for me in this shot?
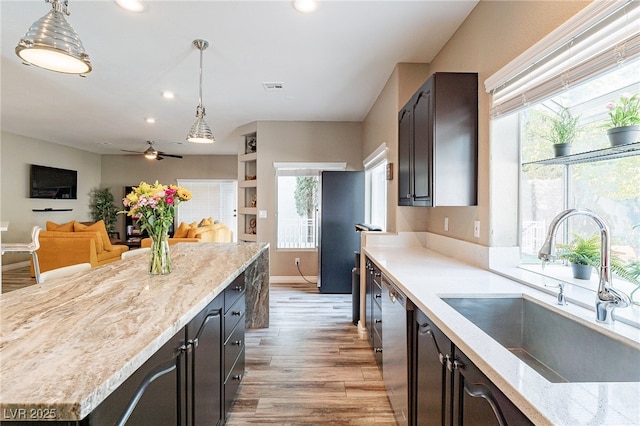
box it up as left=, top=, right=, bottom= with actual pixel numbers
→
left=263, top=82, right=285, bottom=91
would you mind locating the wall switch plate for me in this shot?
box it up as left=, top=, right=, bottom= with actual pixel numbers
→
left=474, top=220, right=480, bottom=238
left=444, top=217, right=449, bottom=231
left=258, top=210, right=267, bottom=218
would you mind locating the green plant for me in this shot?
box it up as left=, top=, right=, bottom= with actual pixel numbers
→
left=88, top=187, right=119, bottom=233
left=605, top=92, right=640, bottom=127
left=557, top=234, right=600, bottom=266
left=545, top=106, right=581, bottom=145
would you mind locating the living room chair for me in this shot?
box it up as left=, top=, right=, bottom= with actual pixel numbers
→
left=121, top=247, right=151, bottom=260
left=1, top=226, right=42, bottom=283
left=39, top=263, right=91, bottom=283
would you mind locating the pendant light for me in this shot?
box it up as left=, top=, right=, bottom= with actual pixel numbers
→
left=15, top=0, right=92, bottom=75
left=187, top=39, right=215, bottom=144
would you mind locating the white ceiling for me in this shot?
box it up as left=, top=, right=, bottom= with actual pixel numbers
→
left=1, top=0, right=478, bottom=156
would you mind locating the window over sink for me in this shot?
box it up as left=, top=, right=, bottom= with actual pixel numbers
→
left=488, top=1, right=640, bottom=297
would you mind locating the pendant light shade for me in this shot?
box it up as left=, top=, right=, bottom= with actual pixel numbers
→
left=15, top=0, right=91, bottom=75
left=187, top=39, right=215, bottom=144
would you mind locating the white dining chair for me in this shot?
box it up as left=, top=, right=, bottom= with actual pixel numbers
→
left=1, top=226, right=42, bottom=283
left=121, top=247, right=151, bottom=260
left=38, top=263, right=92, bottom=283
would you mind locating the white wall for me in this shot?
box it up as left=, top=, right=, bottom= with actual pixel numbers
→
left=1, top=131, right=102, bottom=264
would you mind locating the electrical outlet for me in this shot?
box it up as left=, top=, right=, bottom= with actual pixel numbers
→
left=474, top=220, right=480, bottom=238
left=295, top=257, right=300, bottom=266
left=444, top=217, right=449, bottom=231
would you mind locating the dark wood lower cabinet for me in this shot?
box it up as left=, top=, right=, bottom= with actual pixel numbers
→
left=413, top=308, right=533, bottom=426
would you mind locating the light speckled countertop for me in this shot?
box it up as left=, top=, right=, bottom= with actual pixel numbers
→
left=0, top=242, right=268, bottom=422
left=364, top=245, right=640, bottom=426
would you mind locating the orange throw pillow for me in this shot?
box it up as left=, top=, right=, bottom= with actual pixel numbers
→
left=173, top=222, right=190, bottom=238
left=46, top=220, right=76, bottom=232
left=74, top=220, right=113, bottom=251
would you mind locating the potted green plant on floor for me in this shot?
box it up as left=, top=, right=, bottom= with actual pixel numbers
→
left=557, top=234, right=600, bottom=280
left=545, top=106, right=581, bottom=157
left=89, top=187, right=119, bottom=234
left=605, top=92, right=640, bottom=146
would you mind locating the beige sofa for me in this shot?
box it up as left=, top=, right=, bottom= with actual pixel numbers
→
left=140, top=218, right=233, bottom=247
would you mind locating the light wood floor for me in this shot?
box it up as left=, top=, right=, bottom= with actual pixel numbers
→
left=2, top=269, right=396, bottom=424
left=227, top=282, right=396, bottom=425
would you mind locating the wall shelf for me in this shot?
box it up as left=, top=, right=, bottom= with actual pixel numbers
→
left=32, top=208, right=73, bottom=212
left=523, top=142, right=640, bottom=166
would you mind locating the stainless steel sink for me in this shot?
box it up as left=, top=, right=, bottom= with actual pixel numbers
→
left=441, top=297, right=640, bottom=383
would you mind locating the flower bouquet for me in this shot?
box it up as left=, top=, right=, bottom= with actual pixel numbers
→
left=122, top=181, right=192, bottom=275
left=605, top=93, right=640, bottom=146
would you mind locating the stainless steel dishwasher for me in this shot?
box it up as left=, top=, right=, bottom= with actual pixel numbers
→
left=381, top=273, right=412, bottom=426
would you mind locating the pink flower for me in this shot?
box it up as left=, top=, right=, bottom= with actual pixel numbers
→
left=606, top=102, right=616, bottom=110
left=165, top=196, right=175, bottom=205
left=165, top=188, right=177, bottom=196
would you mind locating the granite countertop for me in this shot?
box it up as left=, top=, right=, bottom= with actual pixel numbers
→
left=364, top=245, right=640, bottom=426
left=0, top=242, right=268, bottom=422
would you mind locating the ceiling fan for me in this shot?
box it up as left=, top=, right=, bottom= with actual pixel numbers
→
left=121, top=141, right=183, bottom=160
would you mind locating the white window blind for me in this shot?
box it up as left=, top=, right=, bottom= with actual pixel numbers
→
left=273, top=162, right=347, bottom=176
left=486, top=0, right=640, bottom=118
left=176, top=179, right=238, bottom=241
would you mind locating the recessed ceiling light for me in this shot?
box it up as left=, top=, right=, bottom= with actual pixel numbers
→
left=293, top=0, right=319, bottom=13
left=96, top=141, right=112, bottom=145
left=114, top=0, right=145, bottom=13
left=161, top=90, right=175, bottom=99
left=145, top=117, right=156, bottom=124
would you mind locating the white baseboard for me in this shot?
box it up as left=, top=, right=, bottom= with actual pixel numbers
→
left=2, top=261, right=30, bottom=272
left=270, top=275, right=318, bottom=284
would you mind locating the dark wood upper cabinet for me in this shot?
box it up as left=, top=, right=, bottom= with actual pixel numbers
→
left=398, top=72, right=478, bottom=207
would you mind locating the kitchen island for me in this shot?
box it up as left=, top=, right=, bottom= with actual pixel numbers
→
left=0, top=242, right=269, bottom=424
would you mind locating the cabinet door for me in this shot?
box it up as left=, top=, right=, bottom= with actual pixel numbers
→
left=365, top=258, right=374, bottom=346
left=412, top=82, right=433, bottom=206
left=398, top=106, right=413, bottom=206
left=452, top=349, right=533, bottom=426
left=86, top=332, right=185, bottom=426
left=413, top=309, right=452, bottom=426
left=188, top=297, right=223, bottom=426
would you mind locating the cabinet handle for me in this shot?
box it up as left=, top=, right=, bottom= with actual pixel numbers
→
left=233, top=374, right=243, bottom=381
left=233, top=285, right=243, bottom=292
left=375, top=294, right=382, bottom=299
left=447, top=358, right=464, bottom=372
left=115, top=356, right=179, bottom=426
left=407, top=193, right=412, bottom=198
left=232, top=340, right=242, bottom=346
left=374, top=319, right=382, bottom=323
left=374, top=272, right=381, bottom=277
left=375, top=348, right=383, bottom=353
left=463, top=382, right=508, bottom=426
left=232, top=310, right=243, bottom=316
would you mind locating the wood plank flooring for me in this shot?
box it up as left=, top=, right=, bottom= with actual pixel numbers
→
left=1, top=269, right=396, bottom=424
left=227, top=282, right=396, bottom=425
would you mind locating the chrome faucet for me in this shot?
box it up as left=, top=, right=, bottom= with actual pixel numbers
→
left=538, top=208, right=630, bottom=324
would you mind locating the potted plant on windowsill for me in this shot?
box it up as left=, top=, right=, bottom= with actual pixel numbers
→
left=545, top=106, right=581, bottom=157
left=605, top=92, right=640, bottom=146
left=557, top=234, right=600, bottom=280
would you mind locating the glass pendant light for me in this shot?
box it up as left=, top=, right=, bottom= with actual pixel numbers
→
left=15, top=0, right=92, bottom=75
left=187, top=39, right=215, bottom=144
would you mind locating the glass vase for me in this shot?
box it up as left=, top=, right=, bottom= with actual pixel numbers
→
left=148, top=232, right=172, bottom=275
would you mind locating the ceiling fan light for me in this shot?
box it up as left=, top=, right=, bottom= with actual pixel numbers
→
left=143, top=146, right=158, bottom=159
left=15, top=1, right=91, bottom=74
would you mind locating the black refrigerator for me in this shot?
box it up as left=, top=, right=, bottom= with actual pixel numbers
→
left=318, top=171, right=364, bottom=294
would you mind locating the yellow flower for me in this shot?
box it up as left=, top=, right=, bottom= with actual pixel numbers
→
left=177, top=187, right=192, bottom=201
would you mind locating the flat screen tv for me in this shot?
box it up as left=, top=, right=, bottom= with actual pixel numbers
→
left=29, top=164, right=78, bottom=199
